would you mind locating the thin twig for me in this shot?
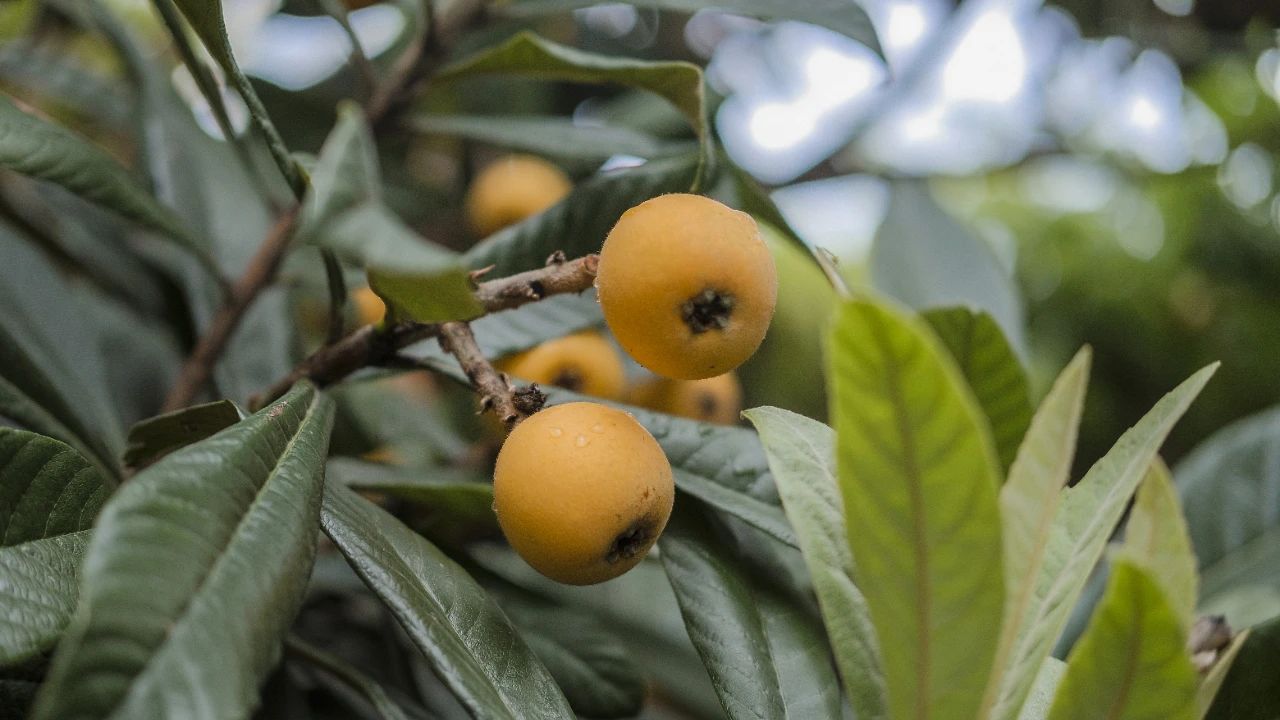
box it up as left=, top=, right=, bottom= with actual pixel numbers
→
left=161, top=207, right=300, bottom=411
left=250, top=253, right=598, bottom=409
left=315, top=0, right=379, bottom=99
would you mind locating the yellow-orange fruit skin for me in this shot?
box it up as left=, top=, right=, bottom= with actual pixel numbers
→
left=628, top=373, right=743, bottom=425
left=596, top=194, right=777, bottom=380
left=498, top=333, right=626, bottom=400
left=465, top=155, right=572, bottom=237
left=493, top=402, right=674, bottom=585
left=352, top=287, right=386, bottom=326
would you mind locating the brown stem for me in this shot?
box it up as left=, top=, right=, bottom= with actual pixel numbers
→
left=162, top=208, right=299, bottom=411
left=250, top=253, right=598, bottom=410
left=438, top=321, right=525, bottom=427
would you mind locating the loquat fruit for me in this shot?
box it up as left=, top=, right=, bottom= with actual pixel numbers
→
left=493, top=402, right=674, bottom=585
left=352, top=286, right=386, bottom=327
left=627, top=373, right=743, bottom=425
left=497, top=332, right=626, bottom=400
left=464, top=154, right=572, bottom=237
left=596, top=194, right=777, bottom=380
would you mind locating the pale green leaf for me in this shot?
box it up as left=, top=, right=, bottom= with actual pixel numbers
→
left=31, top=382, right=335, bottom=720
left=1017, top=659, right=1066, bottom=720
left=744, top=406, right=887, bottom=720
left=437, top=32, right=710, bottom=180
left=923, top=307, right=1033, bottom=472
left=989, top=364, right=1216, bottom=720
left=326, top=457, right=497, bottom=544
left=1048, top=560, right=1197, bottom=720
left=0, top=429, right=107, bottom=547
left=319, top=481, right=574, bottom=720
left=757, top=586, right=844, bottom=719
left=495, top=0, right=881, bottom=53
left=828, top=297, right=1004, bottom=720
left=1122, top=460, right=1199, bottom=629
left=984, top=348, right=1091, bottom=720
left=408, top=114, right=690, bottom=160
left=0, top=531, right=89, bottom=666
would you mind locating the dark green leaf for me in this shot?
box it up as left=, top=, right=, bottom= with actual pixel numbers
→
left=871, top=182, right=1026, bottom=356
left=463, top=154, right=698, bottom=275
left=122, top=400, right=244, bottom=469
left=1176, top=406, right=1280, bottom=607
left=496, top=0, right=881, bottom=54
left=302, top=104, right=483, bottom=323
left=285, top=636, right=413, bottom=720
left=829, top=297, right=1004, bottom=720
left=31, top=382, right=335, bottom=720
left=0, top=531, right=89, bottom=666
left=326, top=457, right=497, bottom=544
left=169, top=0, right=305, bottom=194
left=412, top=295, right=604, bottom=363
left=319, top=481, right=573, bottom=720
left=1048, top=560, right=1197, bottom=720
left=409, top=114, right=690, bottom=161
left=438, top=32, right=710, bottom=179
left=923, top=306, right=1033, bottom=472
left=1205, top=619, right=1280, bottom=720
left=0, top=92, right=220, bottom=281
left=744, top=407, right=887, bottom=720
left=1197, top=629, right=1247, bottom=720
left=727, top=161, right=810, bottom=254
left=659, top=503, right=833, bottom=720
left=0, top=429, right=107, bottom=546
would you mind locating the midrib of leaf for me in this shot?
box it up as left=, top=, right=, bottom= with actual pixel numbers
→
left=870, top=312, right=931, bottom=720
left=1102, top=607, right=1143, bottom=720
left=106, top=392, right=324, bottom=708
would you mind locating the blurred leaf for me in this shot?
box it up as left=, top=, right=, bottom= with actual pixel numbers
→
left=31, top=382, right=334, bottom=720
left=285, top=636, right=413, bottom=720
left=409, top=114, right=690, bottom=161
left=744, top=406, right=886, bottom=720
left=984, top=349, right=1090, bottom=720
left=829, top=297, right=1004, bottom=720
left=0, top=40, right=130, bottom=128
left=1206, top=616, right=1280, bottom=720
left=1047, top=560, right=1197, bottom=720
left=464, top=154, right=698, bottom=275
left=1176, top=406, right=1280, bottom=605
left=0, top=429, right=107, bottom=546
left=168, top=0, right=305, bottom=194
left=871, top=182, right=1026, bottom=356
left=1017, top=659, right=1066, bottom=720
left=923, top=307, right=1032, bottom=472
left=122, top=399, right=244, bottom=469
left=0, top=679, right=37, bottom=720
left=729, top=163, right=809, bottom=254
left=326, top=457, right=498, bottom=544
left=438, top=32, right=710, bottom=178
left=319, top=481, right=573, bottom=719
left=303, top=104, right=482, bottom=323
left=0, top=92, right=220, bottom=281
left=497, top=595, right=645, bottom=718
left=497, top=0, right=881, bottom=54
left=659, top=503, right=837, bottom=720
left=989, top=364, right=1216, bottom=720
left=329, top=378, right=471, bottom=463
left=1121, top=460, right=1198, bottom=630
left=0, top=530, right=89, bottom=666
left=1197, top=629, right=1248, bottom=720
left=81, top=290, right=184, bottom=429
left=411, top=295, right=603, bottom=363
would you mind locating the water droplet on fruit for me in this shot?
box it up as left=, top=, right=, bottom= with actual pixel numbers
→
left=575, top=435, right=589, bottom=447
left=549, top=427, right=563, bottom=438
left=590, top=424, right=605, bottom=434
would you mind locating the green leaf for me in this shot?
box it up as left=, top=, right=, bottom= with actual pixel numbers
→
left=319, top=481, right=573, bottom=720
left=0, top=531, right=89, bottom=666
left=168, top=0, right=305, bottom=194
left=496, top=595, right=645, bottom=719
left=463, top=153, right=698, bottom=275
left=743, top=406, right=887, bottom=720
left=828, top=297, right=1004, bottom=720
left=438, top=32, right=710, bottom=181
left=31, top=382, right=335, bottom=720
left=496, top=0, right=881, bottom=54
left=659, top=503, right=837, bottom=720
left=284, top=636, right=413, bottom=720
left=1197, top=629, right=1248, bottom=720
left=1047, top=560, right=1197, bottom=720
left=122, top=399, right=243, bottom=470
left=983, top=348, right=1091, bottom=720
left=1121, top=460, right=1199, bottom=629
left=1176, top=406, right=1280, bottom=605
left=1206, top=616, right=1280, bottom=720
left=728, top=162, right=810, bottom=254
left=408, top=114, right=690, bottom=161
left=0, top=93, right=220, bottom=281
left=1017, top=659, right=1066, bottom=720
left=922, top=307, right=1033, bottom=472
left=756, top=589, right=845, bottom=719
left=302, top=104, right=483, bottom=323
left=990, top=363, right=1217, bottom=720
left=871, top=182, right=1026, bottom=356
left=0, top=429, right=108, bottom=546
left=326, top=457, right=498, bottom=544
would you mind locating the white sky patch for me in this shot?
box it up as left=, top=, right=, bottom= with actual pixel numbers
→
left=771, top=175, right=890, bottom=262
left=245, top=5, right=405, bottom=91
